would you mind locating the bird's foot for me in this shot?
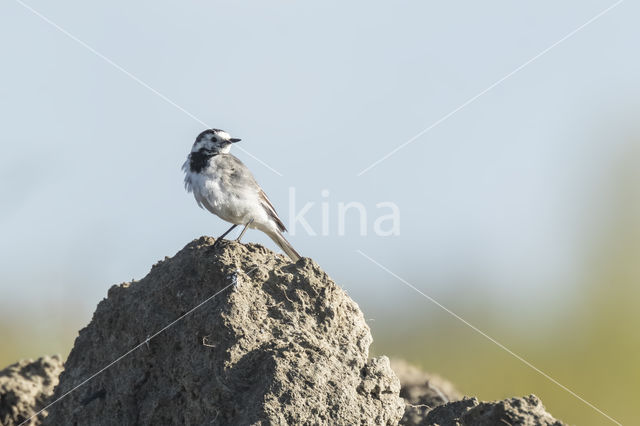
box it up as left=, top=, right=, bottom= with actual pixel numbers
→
left=211, top=224, right=239, bottom=251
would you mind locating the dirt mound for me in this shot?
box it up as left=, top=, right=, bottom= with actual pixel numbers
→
left=390, top=359, right=461, bottom=425
left=43, top=237, right=404, bottom=425
left=0, top=356, right=63, bottom=425
left=423, top=394, right=565, bottom=426
left=4, top=239, right=568, bottom=425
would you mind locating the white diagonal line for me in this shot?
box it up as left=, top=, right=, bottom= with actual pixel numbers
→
left=235, top=145, right=283, bottom=177
left=19, top=281, right=235, bottom=426
left=356, top=249, right=622, bottom=426
left=13, top=0, right=283, bottom=177
left=357, top=0, right=624, bottom=176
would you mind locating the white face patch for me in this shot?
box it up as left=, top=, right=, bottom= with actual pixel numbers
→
left=216, top=131, right=231, bottom=140
left=191, top=130, right=234, bottom=153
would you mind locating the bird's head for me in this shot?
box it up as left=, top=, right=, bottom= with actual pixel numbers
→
left=191, top=128, right=241, bottom=154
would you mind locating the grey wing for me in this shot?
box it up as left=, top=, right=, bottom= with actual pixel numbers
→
left=219, top=154, right=261, bottom=189
left=258, top=188, right=287, bottom=232
left=222, top=154, right=287, bottom=232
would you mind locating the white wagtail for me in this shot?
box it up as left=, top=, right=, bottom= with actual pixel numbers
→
left=183, top=128, right=300, bottom=262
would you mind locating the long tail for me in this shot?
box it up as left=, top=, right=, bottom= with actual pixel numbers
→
left=266, top=230, right=301, bottom=262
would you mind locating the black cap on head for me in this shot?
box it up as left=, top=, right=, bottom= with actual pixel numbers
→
left=195, top=129, right=216, bottom=142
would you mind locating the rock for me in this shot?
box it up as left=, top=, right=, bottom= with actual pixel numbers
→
left=390, top=359, right=461, bottom=425
left=420, top=398, right=478, bottom=426
left=423, top=394, right=566, bottom=426
left=388, top=360, right=566, bottom=425
left=0, top=355, right=64, bottom=425
left=44, top=237, right=405, bottom=425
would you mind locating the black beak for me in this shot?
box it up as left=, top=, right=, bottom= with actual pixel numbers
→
left=230, top=138, right=241, bottom=143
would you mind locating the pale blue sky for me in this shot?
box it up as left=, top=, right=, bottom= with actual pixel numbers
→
left=1, top=0, right=638, bottom=326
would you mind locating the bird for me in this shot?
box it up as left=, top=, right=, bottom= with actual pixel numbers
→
left=183, top=128, right=301, bottom=262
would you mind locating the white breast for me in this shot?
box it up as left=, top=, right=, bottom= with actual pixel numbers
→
left=184, top=158, right=271, bottom=228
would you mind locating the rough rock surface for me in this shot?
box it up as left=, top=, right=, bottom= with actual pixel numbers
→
left=0, top=355, right=63, bottom=425
left=390, top=359, right=461, bottom=425
left=44, top=237, right=404, bottom=425
left=423, top=394, right=566, bottom=426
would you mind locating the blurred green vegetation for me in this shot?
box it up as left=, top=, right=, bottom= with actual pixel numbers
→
left=0, top=305, right=80, bottom=367
left=373, top=141, right=640, bottom=425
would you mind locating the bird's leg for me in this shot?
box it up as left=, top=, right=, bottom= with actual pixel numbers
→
left=235, top=219, right=254, bottom=243
left=212, top=224, right=238, bottom=249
